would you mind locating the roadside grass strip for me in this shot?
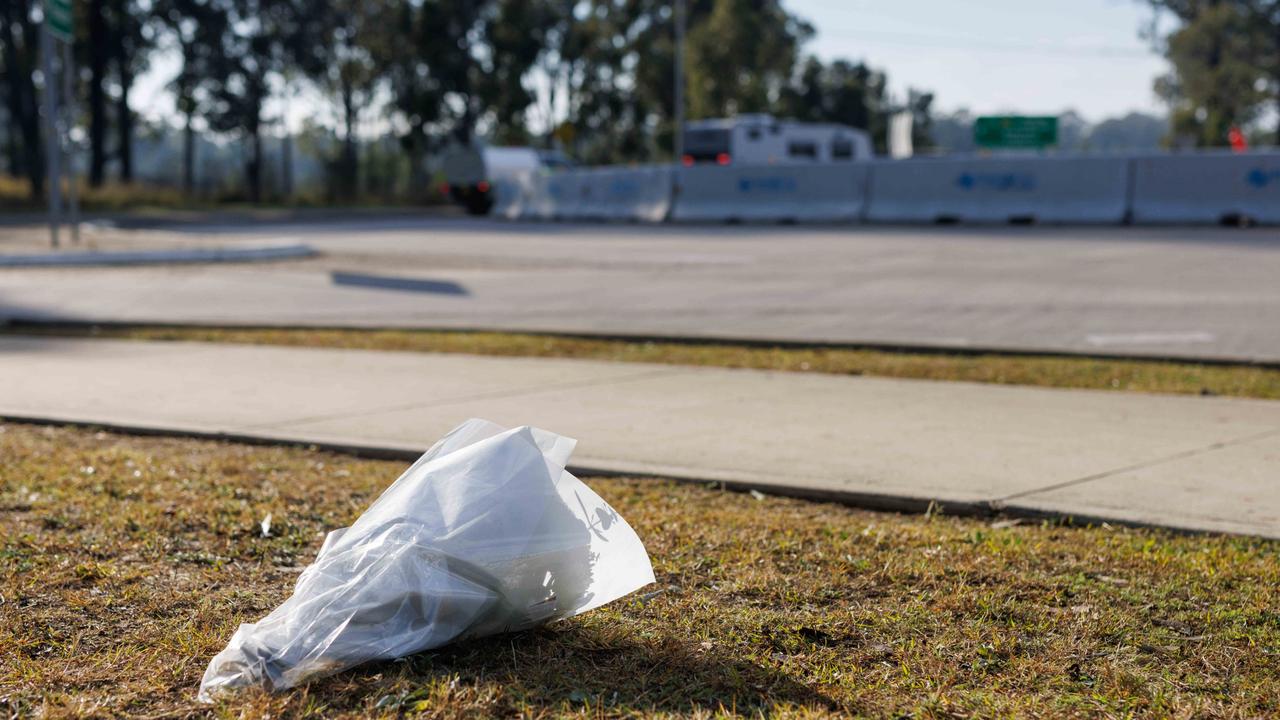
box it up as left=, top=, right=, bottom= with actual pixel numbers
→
left=2, top=423, right=1278, bottom=718
left=6, top=323, right=1279, bottom=400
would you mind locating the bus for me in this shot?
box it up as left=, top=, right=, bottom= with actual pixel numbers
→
left=681, top=114, right=873, bottom=166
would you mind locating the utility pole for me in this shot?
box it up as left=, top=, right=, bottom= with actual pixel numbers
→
left=41, top=13, right=62, bottom=248
left=673, top=0, right=686, bottom=163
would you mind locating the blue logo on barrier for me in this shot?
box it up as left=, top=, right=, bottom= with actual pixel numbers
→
left=1246, top=168, right=1280, bottom=188
left=955, top=172, right=1036, bottom=191
left=738, top=176, right=798, bottom=193
left=607, top=178, right=641, bottom=199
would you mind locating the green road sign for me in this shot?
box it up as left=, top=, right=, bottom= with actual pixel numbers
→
left=45, top=0, right=73, bottom=41
left=974, top=116, right=1058, bottom=149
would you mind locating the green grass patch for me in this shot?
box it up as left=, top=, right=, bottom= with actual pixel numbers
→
left=1, top=422, right=1278, bottom=718
left=8, top=323, right=1280, bottom=400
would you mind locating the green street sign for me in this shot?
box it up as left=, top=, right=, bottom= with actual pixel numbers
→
left=974, top=116, right=1058, bottom=149
left=45, top=0, right=73, bottom=41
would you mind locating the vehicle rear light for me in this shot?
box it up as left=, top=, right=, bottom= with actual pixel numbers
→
left=716, top=153, right=731, bottom=165
left=681, top=155, right=694, bottom=167
left=438, top=182, right=450, bottom=195
left=477, top=180, right=491, bottom=193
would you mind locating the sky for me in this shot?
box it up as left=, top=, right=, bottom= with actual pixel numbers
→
left=786, top=0, right=1171, bottom=122
left=132, top=0, right=1173, bottom=134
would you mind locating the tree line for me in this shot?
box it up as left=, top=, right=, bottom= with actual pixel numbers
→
left=5, top=1, right=1277, bottom=205
left=2, top=0, right=936, bottom=203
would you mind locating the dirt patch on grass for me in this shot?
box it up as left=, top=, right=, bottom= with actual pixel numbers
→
left=2, top=422, right=1278, bottom=718
left=7, top=323, right=1280, bottom=401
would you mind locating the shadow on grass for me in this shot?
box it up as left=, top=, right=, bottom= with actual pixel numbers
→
left=314, top=624, right=842, bottom=715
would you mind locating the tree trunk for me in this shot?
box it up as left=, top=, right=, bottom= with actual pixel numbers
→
left=342, top=79, right=358, bottom=199
left=4, top=110, right=18, bottom=176
left=281, top=132, right=292, bottom=199
left=247, top=122, right=263, bottom=204
left=1, top=0, right=45, bottom=198
left=87, top=0, right=108, bottom=186
left=183, top=108, right=195, bottom=194
left=407, top=134, right=425, bottom=202
left=116, top=63, right=133, bottom=181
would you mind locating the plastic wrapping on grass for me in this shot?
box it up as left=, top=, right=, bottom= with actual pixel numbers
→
left=198, top=419, right=655, bottom=701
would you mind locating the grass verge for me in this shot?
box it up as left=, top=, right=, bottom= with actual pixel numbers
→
left=2, top=422, right=1278, bottom=718
left=7, top=322, right=1280, bottom=400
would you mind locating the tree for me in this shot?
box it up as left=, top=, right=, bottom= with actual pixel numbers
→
left=779, top=58, right=889, bottom=144
left=311, top=0, right=397, bottom=198
left=86, top=0, right=110, bottom=185
left=1087, top=112, right=1167, bottom=151
left=206, top=0, right=321, bottom=202
left=903, top=89, right=934, bottom=153
left=153, top=0, right=229, bottom=194
left=480, top=0, right=555, bottom=145
left=0, top=0, right=45, bottom=199
left=417, top=0, right=490, bottom=145
left=685, top=0, right=812, bottom=119
left=1148, top=0, right=1275, bottom=146
left=109, top=0, right=153, bottom=182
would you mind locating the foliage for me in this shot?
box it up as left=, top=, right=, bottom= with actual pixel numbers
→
left=3, top=0, right=949, bottom=201
left=779, top=58, right=889, bottom=150
left=685, top=0, right=812, bottom=119
left=1150, top=0, right=1279, bottom=146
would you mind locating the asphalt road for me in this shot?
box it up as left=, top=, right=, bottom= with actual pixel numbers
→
left=2, top=216, right=1279, bottom=362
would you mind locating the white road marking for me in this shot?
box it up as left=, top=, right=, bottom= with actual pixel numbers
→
left=1085, top=331, right=1216, bottom=346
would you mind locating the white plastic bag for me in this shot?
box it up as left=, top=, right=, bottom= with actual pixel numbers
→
left=198, top=419, right=655, bottom=701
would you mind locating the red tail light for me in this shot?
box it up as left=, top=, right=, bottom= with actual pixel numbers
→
left=716, top=153, right=731, bottom=166
left=438, top=182, right=450, bottom=195
left=477, top=180, right=491, bottom=193
left=681, top=155, right=694, bottom=167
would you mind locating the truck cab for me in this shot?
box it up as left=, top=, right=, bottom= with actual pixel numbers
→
left=441, top=146, right=570, bottom=215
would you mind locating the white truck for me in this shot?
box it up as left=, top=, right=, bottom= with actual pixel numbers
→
left=681, top=114, right=873, bottom=166
left=441, top=146, right=570, bottom=215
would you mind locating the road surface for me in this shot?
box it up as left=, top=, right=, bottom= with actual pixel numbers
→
left=2, top=216, right=1278, bottom=362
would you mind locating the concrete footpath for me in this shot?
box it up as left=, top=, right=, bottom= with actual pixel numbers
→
left=1, top=335, right=1277, bottom=538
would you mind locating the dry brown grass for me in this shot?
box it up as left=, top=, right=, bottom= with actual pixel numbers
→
left=8, top=323, right=1280, bottom=401
left=0, top=175, right=189, bottom=212
left=2, top=422, right=1278, bottom=718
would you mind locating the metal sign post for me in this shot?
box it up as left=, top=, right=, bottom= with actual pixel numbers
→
left=41, top=9, right=61, bottom=248
left=673, top=0, right=685, bottom=163
left=41, top=0, right=76, bottom=249
left=62, top=40, right=80, bottom=244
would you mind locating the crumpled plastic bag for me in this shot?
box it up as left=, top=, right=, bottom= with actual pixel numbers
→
left=198, top=419, right=655, bottom=701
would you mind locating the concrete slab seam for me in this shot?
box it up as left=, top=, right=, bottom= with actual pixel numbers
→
left=994, top=426, right=1280, bottom=504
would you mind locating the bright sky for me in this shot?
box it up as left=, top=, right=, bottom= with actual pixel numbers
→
left=786, top=0, right=1170, bottom=121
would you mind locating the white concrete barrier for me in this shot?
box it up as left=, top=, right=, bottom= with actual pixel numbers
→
left=489, top=172, right=530, bottom=220
left=865, top=156, right=1131, bottom=224
left=672, top=164, right=869, bottom=223
left=525, top=166, right=673, bottom=222
left=512, top=171, right=576, bottom=220
left=593, top=166, right=673, bottom=222
left=1131, top=152, right=1280, bottom=225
